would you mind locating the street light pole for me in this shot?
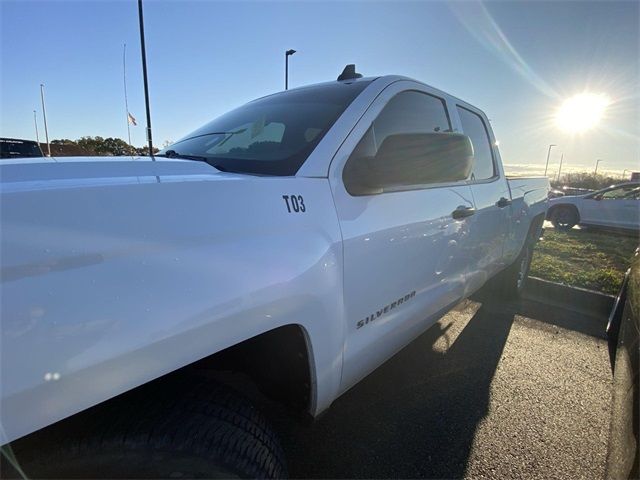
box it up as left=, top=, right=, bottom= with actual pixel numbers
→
left=40, top=84, right=51, bottom=157
left=285, top=49, right=296, bottom=90
left=544, top=143, right=556, bottom=176
left=556, top=153, right=564, bottom=182
left=138, top=0, right=154, bottom=157
left=33, top=110, right=40, bottom=144
left=595, top=159, right=603, bottom=174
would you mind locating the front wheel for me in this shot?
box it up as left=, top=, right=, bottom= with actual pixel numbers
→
left=551, top=206, right=578, bottom=230
left=7, top=377, right=288, bottom=479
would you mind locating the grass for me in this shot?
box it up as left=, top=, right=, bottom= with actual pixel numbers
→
left=530, top=227, right=638, bottom=295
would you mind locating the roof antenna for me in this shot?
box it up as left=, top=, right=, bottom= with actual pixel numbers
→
left=337, top=64, right=363, bottom=81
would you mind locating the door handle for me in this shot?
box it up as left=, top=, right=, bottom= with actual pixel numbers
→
left=496, top=197, right=512, bottom=208
left=452, top=205, right=476, bottom=219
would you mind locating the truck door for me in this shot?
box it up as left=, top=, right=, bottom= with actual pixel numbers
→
left=454, top=105, right=510, bottom=293
left=328, top=82, right=476, bottom=393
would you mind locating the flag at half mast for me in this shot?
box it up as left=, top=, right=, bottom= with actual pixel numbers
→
left=127, top=112, right=137, bottom=126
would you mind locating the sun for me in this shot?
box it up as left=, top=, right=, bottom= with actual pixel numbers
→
left=555, top=93, right=610, bottom=133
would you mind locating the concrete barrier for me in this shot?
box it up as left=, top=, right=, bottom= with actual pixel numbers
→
left=524, top=276, right=615, bottom=317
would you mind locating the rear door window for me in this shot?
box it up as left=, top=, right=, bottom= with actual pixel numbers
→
left=457, top=106, right=495, bottom=181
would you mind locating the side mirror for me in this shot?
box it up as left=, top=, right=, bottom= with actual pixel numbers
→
left=344, top=132, right=474, bottom=196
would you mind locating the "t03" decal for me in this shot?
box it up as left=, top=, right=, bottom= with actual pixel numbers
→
left=282, top=195, right=306, bottom=213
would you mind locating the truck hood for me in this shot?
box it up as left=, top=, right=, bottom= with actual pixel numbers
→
left=1, top=155, right=342, bottom=443
left=0, top=156, right=245, bottom=191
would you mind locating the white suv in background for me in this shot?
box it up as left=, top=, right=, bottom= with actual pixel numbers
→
left=548, top=182, right=640, bottom=231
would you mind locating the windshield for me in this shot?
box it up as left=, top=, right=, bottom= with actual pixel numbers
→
left=0, top=139, right=43, bottom=159
left=158, top=80, right=372, bottom=176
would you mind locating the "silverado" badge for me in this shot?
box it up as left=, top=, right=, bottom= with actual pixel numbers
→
left=356, top=290, right=416, bottom=329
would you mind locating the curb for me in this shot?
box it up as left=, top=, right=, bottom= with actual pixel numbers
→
left=524, top=276, right=615, bottom=317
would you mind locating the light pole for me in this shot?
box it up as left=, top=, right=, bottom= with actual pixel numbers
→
left=556, top=153, right=564, bottom=182
left=544, top=143, right=556, bottom=176
left=595, top=159, right=603, bottom=174
left=40, top=84, right=51, bottom=156
left=33, top=110, right=40, bottom=144
left=285, top=49, right=296, bottom=90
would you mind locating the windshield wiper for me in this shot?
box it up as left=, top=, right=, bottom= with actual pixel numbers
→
left=157, top=150, right=209, bottom=161
left=216, top=128, right=247, bottom=147
left=157, top=150, right=232, bottom=173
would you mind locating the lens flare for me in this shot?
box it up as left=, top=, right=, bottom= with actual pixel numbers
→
left=555, top=93, right=610, bottom=133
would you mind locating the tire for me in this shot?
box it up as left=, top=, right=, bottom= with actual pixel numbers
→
left=497, top=239, right=534, bottom=300
left=8, top=376, right=287, bottom=479
left=551, top=206, right=578, bottom=230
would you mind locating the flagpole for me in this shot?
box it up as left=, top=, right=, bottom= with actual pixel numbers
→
left=40, top=84, right=51, bottom=156
left=33, top=110, right=40, bottom=144
left=123, top=43, right=132, bottom=147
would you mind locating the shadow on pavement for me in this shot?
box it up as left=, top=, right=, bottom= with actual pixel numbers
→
left=516, top=296, right=607, bottom=339
left=276, top=289, right=611, bottom=478
left=277, top=299, right=516, bottom=478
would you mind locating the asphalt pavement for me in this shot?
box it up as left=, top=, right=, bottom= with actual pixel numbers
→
left=275, top=292, right=612, bottom=479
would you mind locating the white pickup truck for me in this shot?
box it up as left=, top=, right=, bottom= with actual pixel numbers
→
left=1, top=67, right=549, bottom=478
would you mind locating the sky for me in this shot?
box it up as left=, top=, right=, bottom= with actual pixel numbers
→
left=1, top=0, right=638, bottom=176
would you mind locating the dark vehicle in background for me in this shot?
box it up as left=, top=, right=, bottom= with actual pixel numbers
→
left=606, top=249, right=639, bottom=479
left=0, top=138, right=44, bottom=159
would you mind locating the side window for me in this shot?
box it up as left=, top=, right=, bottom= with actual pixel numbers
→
left=348, top=91, right=450, bottom=163
left=372, top=90, right=451, bottom=140
left=457, top=106, right=495, bottom=181
left=627, top=188, right=640, bottom=200
left=602, top=186, right=639, bottom=199
left=344, top=90, right=457, bottom=195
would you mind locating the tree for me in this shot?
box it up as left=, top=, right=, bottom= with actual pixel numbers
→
left=136, top=145, right=160, bottom=156
left=102, top=137, right=136, bottom=156
left=49, top=136, right=157, bottom=157
left=551, top=172, right=620, bottom=190
left=76, top=136, right=105, bottom=154
left=74, top=136, right=136, bottom=156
